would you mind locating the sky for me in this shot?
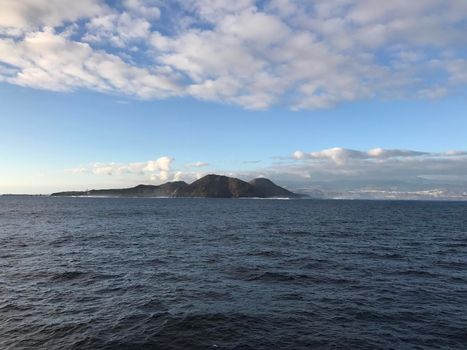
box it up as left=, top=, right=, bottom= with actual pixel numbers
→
left=0, top=0, right=466, bottom=197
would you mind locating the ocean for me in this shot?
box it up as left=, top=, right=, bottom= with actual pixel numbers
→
left=1, top=196, right=466, bottom=349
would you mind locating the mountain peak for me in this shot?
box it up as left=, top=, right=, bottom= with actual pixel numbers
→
left=175, top=174, right=255, bottom=198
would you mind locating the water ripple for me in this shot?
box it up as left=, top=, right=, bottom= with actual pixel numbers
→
left=1, top=197, right=466, bottom=349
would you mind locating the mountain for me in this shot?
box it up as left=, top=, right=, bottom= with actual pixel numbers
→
left=51, top=175, right=303, bottom=198
left=175, top=174, right=256, bottom=198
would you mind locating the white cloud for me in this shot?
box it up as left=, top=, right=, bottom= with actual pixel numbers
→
left=83, top=12, right=152, bottom=47
left=144, top=156, right=172, bottom=172
left=1, top=0, right=467, bottom=109
left=288, top=147, right=467, bottom=181
left=69, top=156, right=177, bottom=183
left=293, top=147, right=428, bottom=163
left=186, top=162, right=209, bottom=168
left=123, top=0, right=160, bottom=19
left=417, top=86, right=448, bottom=100
left=0, top=29, right=180, bottom=97
left=183, top=0, right=256, bottom=22
left=0, top=0, right=105, bottom=34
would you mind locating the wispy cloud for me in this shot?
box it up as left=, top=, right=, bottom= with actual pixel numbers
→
left=185, top=162, right=209, bottom=168
left=292, top=147, right=429, bottom=164
left=1, top=0, right=467, bottom=109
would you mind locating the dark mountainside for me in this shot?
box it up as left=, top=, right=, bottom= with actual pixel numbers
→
left=174, top=175, right=256, bottom=198
left=51, top=175, right=304, bottom=198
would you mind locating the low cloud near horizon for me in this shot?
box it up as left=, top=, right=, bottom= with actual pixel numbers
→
left=69, top=156, right=177, bottom=182
left=286, top=147, right=467, bottom=182
left=1, top=0, right=467, bottom=109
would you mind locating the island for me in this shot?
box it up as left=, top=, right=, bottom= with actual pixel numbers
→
left=51, top=174, right=305, bottom=198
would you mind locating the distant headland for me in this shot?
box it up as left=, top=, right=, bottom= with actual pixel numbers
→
left=51, top=174, right=305, bottom=199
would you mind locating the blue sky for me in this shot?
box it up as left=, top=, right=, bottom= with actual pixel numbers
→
left=1, top=1, right=467, bottom=195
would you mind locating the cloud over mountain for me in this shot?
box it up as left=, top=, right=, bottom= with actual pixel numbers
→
left=1, top=1, right=467, bottom=109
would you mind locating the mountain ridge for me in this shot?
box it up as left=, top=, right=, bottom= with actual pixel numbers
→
left=51, top=175, right=304, bottom=198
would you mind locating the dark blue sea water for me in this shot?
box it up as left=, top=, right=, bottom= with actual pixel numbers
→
left=1, top=196, right=466, bottom=349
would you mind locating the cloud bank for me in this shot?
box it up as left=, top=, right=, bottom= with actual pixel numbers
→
left=288, top=147, right=467, bottom=181
left=1, top=0, right=467, bottom=109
